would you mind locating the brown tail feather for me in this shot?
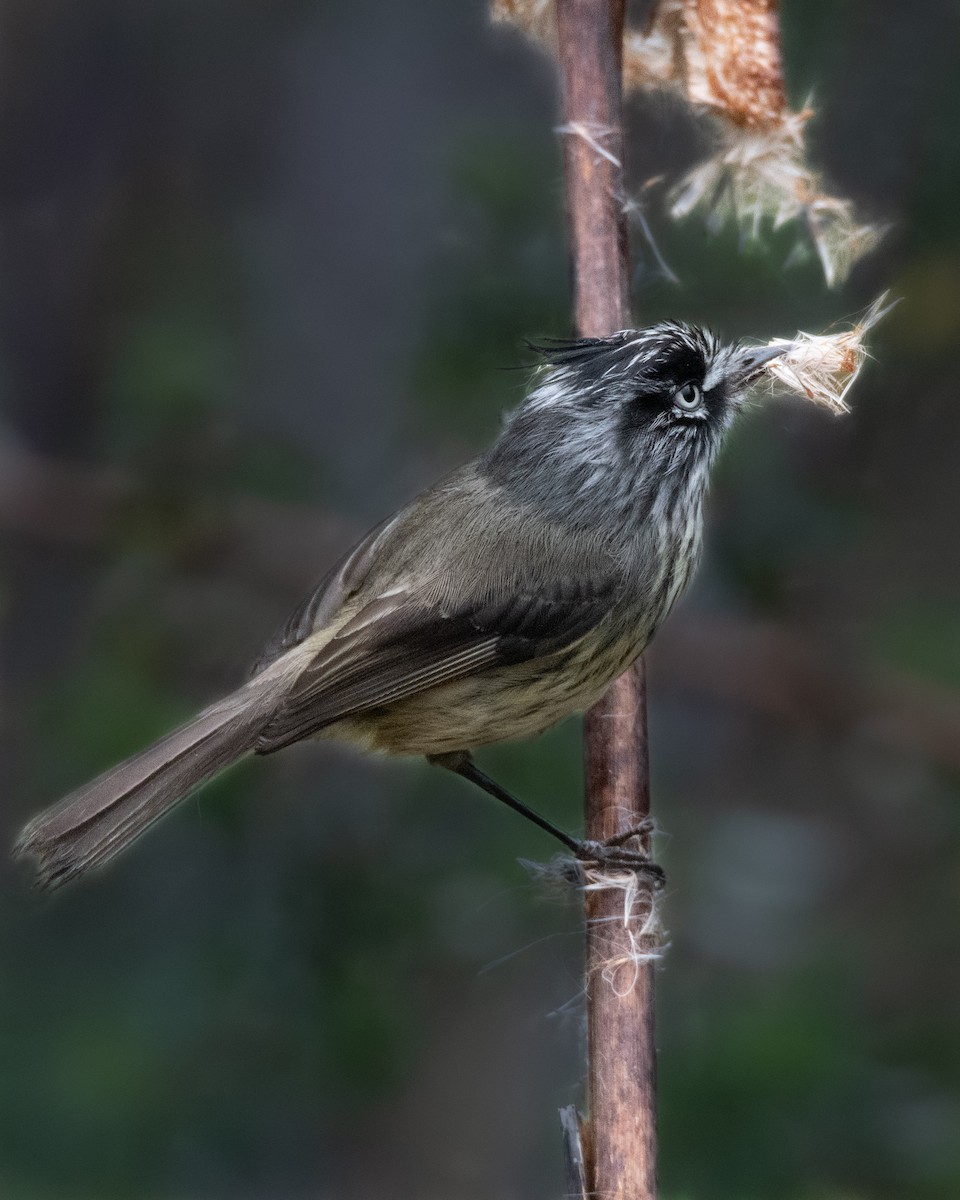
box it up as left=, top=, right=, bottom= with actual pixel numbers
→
left=14, top=680, right=278, bottom=891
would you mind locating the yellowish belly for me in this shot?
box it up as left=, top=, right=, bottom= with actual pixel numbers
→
left=330, top=627, right=645, bottom=758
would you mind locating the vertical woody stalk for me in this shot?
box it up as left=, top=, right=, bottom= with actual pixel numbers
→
left=554, top=2, right=658, bottom=1198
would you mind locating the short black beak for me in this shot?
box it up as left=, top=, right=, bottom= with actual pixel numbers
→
left=730, top=342, right=792, bottom=387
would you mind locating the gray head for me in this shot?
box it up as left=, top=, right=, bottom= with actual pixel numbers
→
left=481, top=322, right=785, bottom=530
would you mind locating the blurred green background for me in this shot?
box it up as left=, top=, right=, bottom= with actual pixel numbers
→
left=2, top=1, right=959, bottom=1197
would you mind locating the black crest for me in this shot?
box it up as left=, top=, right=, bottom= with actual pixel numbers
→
left=527, top=323, right=718, bottom=390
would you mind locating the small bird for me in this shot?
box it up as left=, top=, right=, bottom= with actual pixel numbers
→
left=14, top=324, right=788, bottom=889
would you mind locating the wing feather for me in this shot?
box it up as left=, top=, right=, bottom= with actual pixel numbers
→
left=255, top=578, right=616, bottom=753
left=252, top=511, right=403, bottom=675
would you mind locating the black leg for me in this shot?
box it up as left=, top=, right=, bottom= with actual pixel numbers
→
left=431, top=751, right=582, bottom=854
left=430, top=752, right=664, bottom=882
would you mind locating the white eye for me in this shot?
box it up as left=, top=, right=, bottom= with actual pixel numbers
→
left=673, top=382, right=703, bottom=412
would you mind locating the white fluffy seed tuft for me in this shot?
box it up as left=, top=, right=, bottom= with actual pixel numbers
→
left=759, top=293, right=894, bottom=414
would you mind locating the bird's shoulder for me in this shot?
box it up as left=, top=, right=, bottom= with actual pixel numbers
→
left=253, top=463, right=621, bottom=674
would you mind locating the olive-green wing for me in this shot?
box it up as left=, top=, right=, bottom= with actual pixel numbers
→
left=252, top=511, right=403, bottom=676
left=255, top=577, right=615, bottom=753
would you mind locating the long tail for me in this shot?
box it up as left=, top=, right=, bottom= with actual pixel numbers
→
left=14, top=677, right=282, bottom=891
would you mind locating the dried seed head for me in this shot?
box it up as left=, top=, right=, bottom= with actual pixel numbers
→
left=624, top=0, right=883, bottom=287
left=625, top=0, right=786, bottom=126
left=681, top=0, right=787, bottom=128
left=667, top=111, right=885, bottom=287
left=492, top=0, right=885, bottom=287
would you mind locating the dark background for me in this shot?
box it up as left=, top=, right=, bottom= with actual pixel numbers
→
left=1, top=1, right=959, bottom=1197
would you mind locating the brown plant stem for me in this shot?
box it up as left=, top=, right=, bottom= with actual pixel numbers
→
left=555, top=1, right=658, bottom=1198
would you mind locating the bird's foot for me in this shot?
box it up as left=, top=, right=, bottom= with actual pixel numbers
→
left=573, top=823, right=665, bottom=888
